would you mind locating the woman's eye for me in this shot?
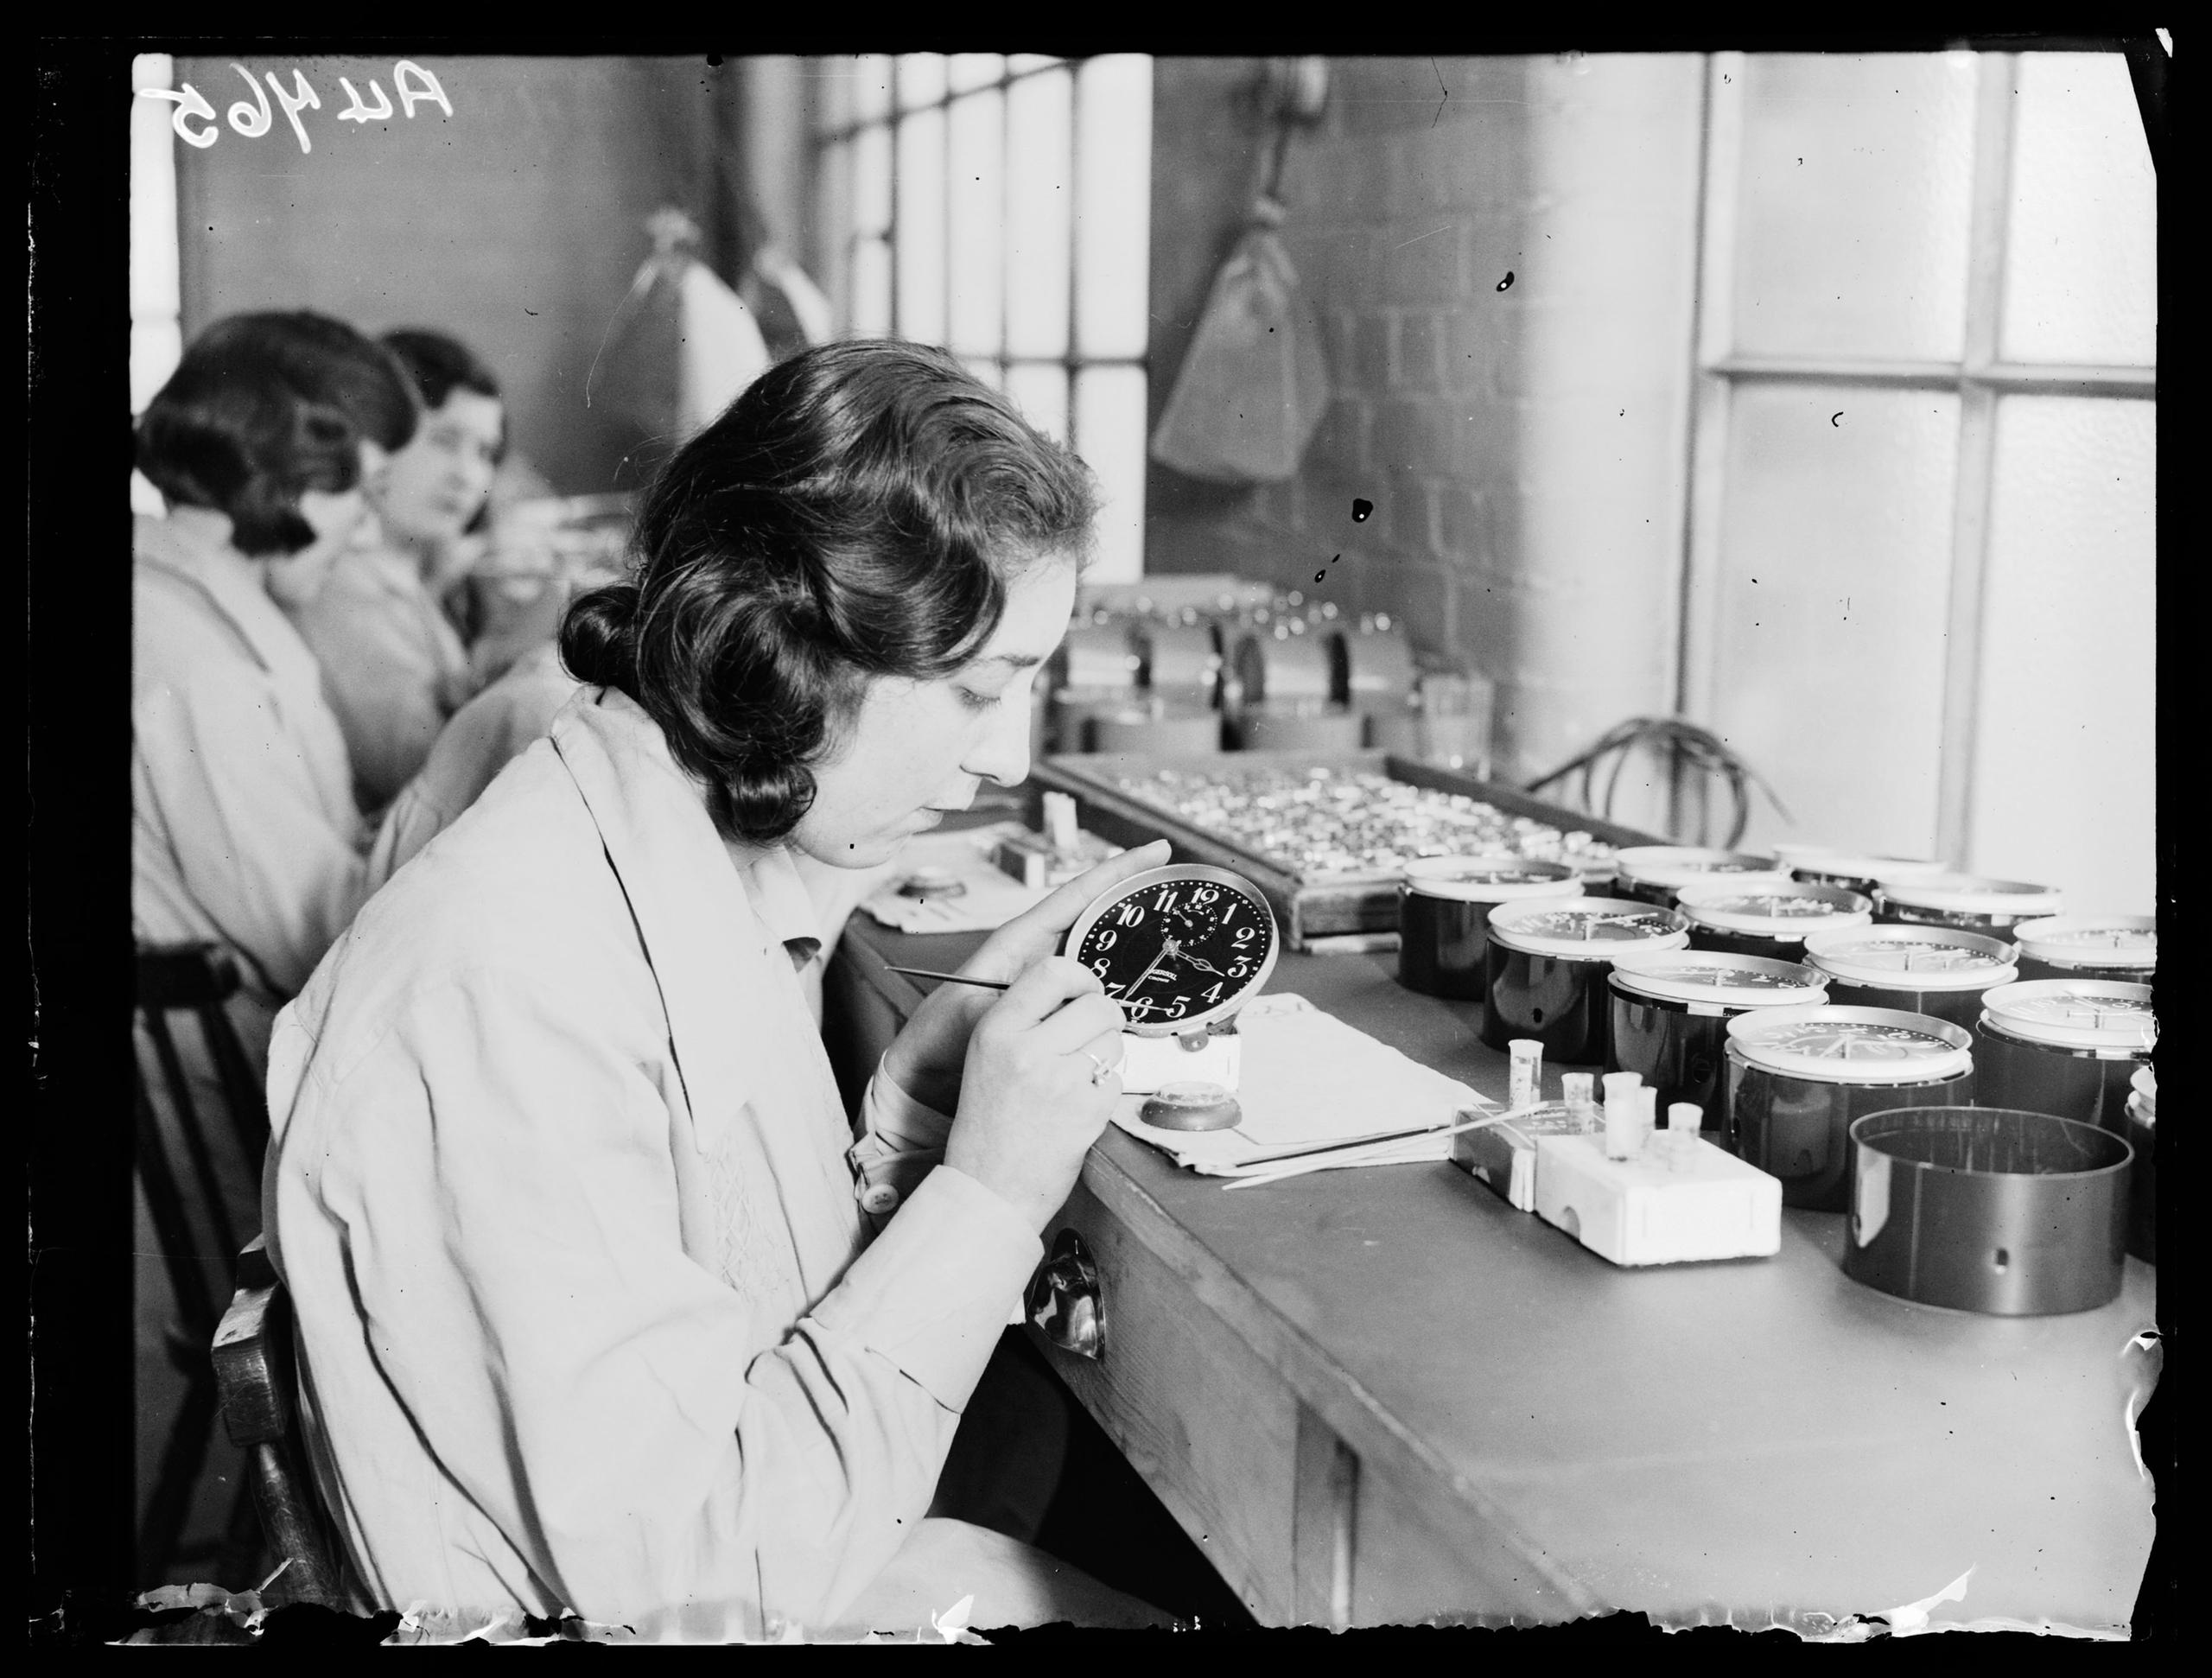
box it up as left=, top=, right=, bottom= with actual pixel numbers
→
left=956, top=687, right=1000, bottom=712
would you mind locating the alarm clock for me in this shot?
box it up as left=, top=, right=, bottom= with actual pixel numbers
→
left=1063, top=863, right=1281, bottom=1106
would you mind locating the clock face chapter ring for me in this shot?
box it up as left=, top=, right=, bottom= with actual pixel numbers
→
left=1061, top=863, right=1281, bottom=1039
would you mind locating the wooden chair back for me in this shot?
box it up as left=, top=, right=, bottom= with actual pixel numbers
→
left=212, top=1237, right=345, bottom=1609
left=133, top=942, right=270, bottom=1580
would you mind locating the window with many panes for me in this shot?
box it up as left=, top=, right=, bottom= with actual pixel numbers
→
left=1680, top=50, right=2155, bottom=912
left=810, top=54, right=1154, bottom=582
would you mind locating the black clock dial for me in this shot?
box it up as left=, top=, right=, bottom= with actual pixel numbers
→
left=1069, top=873, right=1275, bottom=1031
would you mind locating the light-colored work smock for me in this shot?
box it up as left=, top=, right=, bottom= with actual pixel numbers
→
left=283, top=529, right=475, bottom=814
left=363, top=641, right=885, bottom=1023
left=264, top=688, right=1040, bottom=1638
left=365, top=639, right=577, bottom=889
left=133, top=512, right=371, bottom=1078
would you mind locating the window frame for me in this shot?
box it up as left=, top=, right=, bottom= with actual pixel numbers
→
left=1676, top=50, right=2156, bottom=862
left=809, top=53, right=1154, bottom=577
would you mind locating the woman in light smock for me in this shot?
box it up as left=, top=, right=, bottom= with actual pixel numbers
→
left=283, top=328, right=502, bottom=815
left=264, top=342, right=1172, bottom=1637
left=133, top=311, right=418, bottom=1095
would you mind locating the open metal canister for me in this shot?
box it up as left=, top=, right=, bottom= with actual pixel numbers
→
left=1844, top=1106, right=2132, bottom=1315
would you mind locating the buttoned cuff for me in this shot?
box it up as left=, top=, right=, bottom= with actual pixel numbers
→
left=846, top=1058, right=957, bottom=1221
left=805, top=1165, right=1042, bottom=1412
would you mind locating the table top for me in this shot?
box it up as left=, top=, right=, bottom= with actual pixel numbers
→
left=840, top=918, right=2158, bottom=1634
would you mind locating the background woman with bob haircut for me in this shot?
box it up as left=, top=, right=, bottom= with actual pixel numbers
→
left=282, top=327, right=507, bottom=815
left=264, top=340, right=1174, bottom=1637
left=133, top=308, right=418, bottom=1117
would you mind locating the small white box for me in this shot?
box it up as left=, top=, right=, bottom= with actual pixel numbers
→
left=1533, top=1133, right=1783, bottom=1267
left=1451, top=1104, right=1588, bottom=1212
left=1117, top=1027, right=1243, bottom=1095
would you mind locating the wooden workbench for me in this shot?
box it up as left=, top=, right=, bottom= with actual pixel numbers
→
left=823, top=915, right=2158, bottom=1635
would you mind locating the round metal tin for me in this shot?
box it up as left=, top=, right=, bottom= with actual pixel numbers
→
left=1844, top=1107, right=2131, bottom=1315
left=1402, top=855, right=1581, bottom=902
left=1611, top=847, right=1796, bottom=908
left=1605, top=951, right=1829, bottom=1012
left=1783, top=850, right=1949, bottom=896
left=2009, top=914, right=2157, bottom=983
left=1971, top=981, right=2154, bottom=1133
left=1977, top=980, right=2157, bottom=1053
left=1480, top=899, right=1688, bottom=1062
left=1802, top=925, right=2018, bottom=1031
left=1724, top=1006, right=1976, bottom=1212
left=1675, top=881, right=1873, bottom=957
left=1603, top=955, right=1827, bottom=1123
left=1873, top=874, right=2065, bottom=934
left=1484, top=897, right=1691, bottom=959
left=1397, top=858, right=1580, bottom=1001
left=1726, top=1005, right=1976, bottom=1082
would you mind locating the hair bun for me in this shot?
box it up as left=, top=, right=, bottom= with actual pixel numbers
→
left=557, top=578, right=643, bottom=690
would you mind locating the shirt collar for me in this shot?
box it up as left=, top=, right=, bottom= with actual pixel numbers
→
left=730, top=840, right=826, bottom=972
left=134, top=512, right=298, bottom=677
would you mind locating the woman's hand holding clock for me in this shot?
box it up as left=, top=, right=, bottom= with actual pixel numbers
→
left=881, top=839, right=1172, bottom=1113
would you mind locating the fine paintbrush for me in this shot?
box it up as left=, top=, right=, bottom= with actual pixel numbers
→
left=884, top=966, right=1013, bottom=990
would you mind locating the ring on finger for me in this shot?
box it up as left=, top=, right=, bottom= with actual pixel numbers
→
left=1082, top=1050, right=1116, bottom=1086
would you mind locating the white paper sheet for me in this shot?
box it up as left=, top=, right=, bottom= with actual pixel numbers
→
left=1112, top=994, right=1495, bottom=1177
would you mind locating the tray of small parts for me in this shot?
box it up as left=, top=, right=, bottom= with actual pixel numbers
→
left=1028, top=751, right=1661, bottom=948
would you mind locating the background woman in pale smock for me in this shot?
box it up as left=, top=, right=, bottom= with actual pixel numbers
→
left=282, top=329, right=503, bottom=815
left=264, top=341, right=1172, bottom=1638
left=132, top=310, right=418, bottom=1125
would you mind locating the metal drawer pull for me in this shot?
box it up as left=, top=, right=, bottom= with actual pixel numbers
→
left=1027, top=1229, right=1106, bottom=1361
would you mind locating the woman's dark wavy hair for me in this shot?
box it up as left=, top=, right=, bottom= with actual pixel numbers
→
left=135, top=311, right=420, bottom=556
left=382, top=328, right=506, bottom=533
left=560, top=340, right=1098, bottom=844
left=380, top=327, right=501, bottom=413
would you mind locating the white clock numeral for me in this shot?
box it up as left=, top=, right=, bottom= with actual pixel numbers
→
left=1092, top=927, right=1118, bottom=950
left=1202, top=982, right=1224, bottom=1002
left=1192, top=886, right=1219, bottom=904
left=1153, top=887, right=1180, bottom=914
left=1090, top=959, right=1113, bottom=979
left=1116, top=902, right=1145, bottom=927
left=1220, top=898, right=1237, bottom=925
left=1232, top=925, right=1256, bottom=945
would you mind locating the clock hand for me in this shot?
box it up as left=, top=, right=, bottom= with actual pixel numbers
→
left=1135, top=932, right=1180, bottom=987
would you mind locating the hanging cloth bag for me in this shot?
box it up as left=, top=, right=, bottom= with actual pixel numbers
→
left=1148, top=192, right=1332, bottom=485
left=590, top=207, right=773, bottom=442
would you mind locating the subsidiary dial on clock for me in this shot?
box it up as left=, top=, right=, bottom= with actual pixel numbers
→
left=1065, top=865, right=1279, bottom=1035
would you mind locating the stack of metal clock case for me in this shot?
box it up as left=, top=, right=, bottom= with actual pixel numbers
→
left=1046, top=585, right=1429, bottom=758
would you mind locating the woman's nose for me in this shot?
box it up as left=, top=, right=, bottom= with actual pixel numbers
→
left=964, top=698, right=1033, bottom=790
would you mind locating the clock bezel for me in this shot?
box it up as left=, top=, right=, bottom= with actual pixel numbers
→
left=1062, top=863, right=1281, bottom=1038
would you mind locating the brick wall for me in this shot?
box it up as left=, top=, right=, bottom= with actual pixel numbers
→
left=1146, top=56, right=1705, bottom=800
